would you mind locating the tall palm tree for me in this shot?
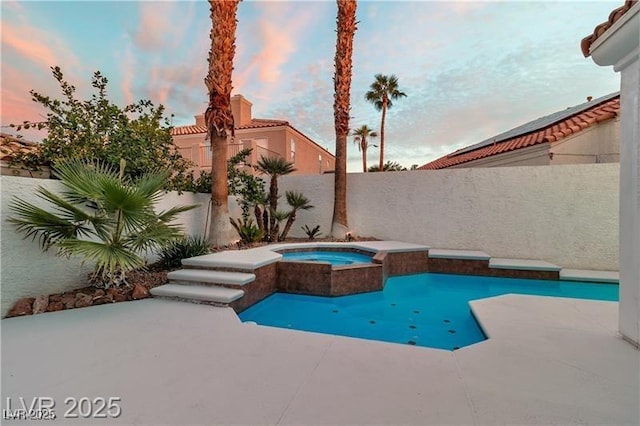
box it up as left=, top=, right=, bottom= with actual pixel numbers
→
left=365, top=74, right=406, bottom=170
left=204, top=0, right=239, bottom=247
left=352, top=124, right=377, bottom=173
left=331, top=0, right=357, bottom=238
left=255, top=156, right=296, bottom=241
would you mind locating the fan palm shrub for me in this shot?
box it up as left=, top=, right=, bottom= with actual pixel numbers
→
left=279, top=191, right=313, bottom=241
left=8, top=159, right=197, bottom=287
left=255, top=156, right=296, bottom=241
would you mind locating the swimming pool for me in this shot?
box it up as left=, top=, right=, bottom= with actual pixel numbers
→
left=281, top=250, right=373, bottom=265
left=239, top=273, right=618, bottom=350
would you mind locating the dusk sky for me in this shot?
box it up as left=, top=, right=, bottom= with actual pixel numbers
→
left=1, top=0, right=621, bottom=172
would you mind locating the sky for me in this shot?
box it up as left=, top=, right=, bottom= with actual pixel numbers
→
left=1, top=0, right=621, bottom=172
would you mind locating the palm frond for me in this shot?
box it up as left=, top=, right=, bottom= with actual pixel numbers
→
left=58, top=239, right=145, bottom=277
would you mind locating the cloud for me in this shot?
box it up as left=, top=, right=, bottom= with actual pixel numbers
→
left=1, top=21, right=79, bottom=70
left=131, top=1, right=195, bottom=52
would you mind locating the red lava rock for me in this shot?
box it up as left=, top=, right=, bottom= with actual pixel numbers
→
left=92, top=295, right=114, bottom=305
left=74, top=293, right=93, bottom=308
left=113, top=293, right=129, bottom=303
left=131, top=284, right=149, bottom=300
left=46, top=301, right=65, bottom=312
left=49, top=294, right=62, bottom=303
left=7, top=297, right=35, bottom=317
left=61, top=293, right=76, bottom=309
left=94, top=289, right=105, bottom=297
left=32, top=295, right=50, bottom=314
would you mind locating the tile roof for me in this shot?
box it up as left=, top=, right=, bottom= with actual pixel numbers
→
left=171, top=118, right=289, bottom=136
left=581, top=0, right=638, bottom=57
left=0, top=133, right=39, bottom=162
left=418, top=93, right=620, bottom=170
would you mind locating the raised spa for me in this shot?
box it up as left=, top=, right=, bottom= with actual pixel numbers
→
left=281, top=250, right=373, bottom=265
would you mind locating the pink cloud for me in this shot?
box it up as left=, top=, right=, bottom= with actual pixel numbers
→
left=1, top=22, right=75, bottom=70
left=132, top=1, right=195, bottom=51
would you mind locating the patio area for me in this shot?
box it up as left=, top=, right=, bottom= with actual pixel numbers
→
left=2, top=294, right=637, bottom=425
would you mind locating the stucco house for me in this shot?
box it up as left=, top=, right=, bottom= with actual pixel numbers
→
left=171, top=95, right=335, bottom=176
left=418, top=93, right=620, bottom=170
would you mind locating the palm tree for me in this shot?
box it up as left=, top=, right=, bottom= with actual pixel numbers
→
left=279, top=191, right=314, bottom=241
left=204, top=0, right=239, bottom=247
left=8, top=159, right=195, bottom=287
left=352, top=125, right=377, bottom=172
left=365, top=74, right=407, bottom=170
left=331, top=0, right=357, bottom=238
left=255, top=156, right=296, bottom=241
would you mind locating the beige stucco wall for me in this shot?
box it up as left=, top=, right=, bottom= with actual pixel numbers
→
left=173, top=126, right=334, bottom=176
left=550, top=118, right=620, bottom=164
left=280, top=163, right=619, bottom=270
left=0, top=176, right=242, bottom=317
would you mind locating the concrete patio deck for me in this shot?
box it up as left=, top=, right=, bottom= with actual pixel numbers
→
left=1, top=295, right=638, bottom=425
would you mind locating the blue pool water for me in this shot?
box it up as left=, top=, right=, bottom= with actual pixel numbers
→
left=281, top=250, right=372, bottom=265
left=239, top=273, right=618, bottom=350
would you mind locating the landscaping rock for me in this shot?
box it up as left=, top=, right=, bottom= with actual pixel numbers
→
left=7, top=298, right=35, bottom=317
left=61, top=293, right=76, bottom=309
left=32, top=295, right=50, bottom=314
left=49, top=294, right=62, bottom=303
left=132, top=284, right=149, bottom=300
left=94, top=289, right=105, bottom=297
left=46, top=301, right=65, bottom=312
left=113, top=293, right=129, bottom=303
left=74, top=293, right=93, bottom=308
left=92, top=295, right=113, bottom=305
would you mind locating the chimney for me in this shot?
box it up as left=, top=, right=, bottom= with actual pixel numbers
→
left=195, top=114, right=205, bottom=127
left=587, top=96, right=593, bottom=102
left=231, top=94, right=253, bottom=127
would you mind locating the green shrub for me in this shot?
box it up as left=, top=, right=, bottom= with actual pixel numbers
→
left=230, top=218, right=264, bottom=243
left=159, top=235, right=210, bottom=268
left=302, top=224, right=322, bottom=240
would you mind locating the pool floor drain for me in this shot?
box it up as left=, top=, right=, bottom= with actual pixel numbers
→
left=413, top=310, right=420, bottom=314
left=443, top=319, right=451, bottom=323
left=448, top=329, right=456, bottom=334
left=407, top=340, right=417, bottom=345
left=409, top=325, right=417, bottom=329
left=369, top=320, right=376, bottom=324
left=332, top=309, right=339, bottom=313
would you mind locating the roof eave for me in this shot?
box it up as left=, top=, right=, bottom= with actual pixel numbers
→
left=589, top=2, right=640, bottom=67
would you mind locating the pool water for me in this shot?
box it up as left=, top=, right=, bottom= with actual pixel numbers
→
left=281, top=251, right=373, bottom=265
left=239, top=273, right=618, bottom=350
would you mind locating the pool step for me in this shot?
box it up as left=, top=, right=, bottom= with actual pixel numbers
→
left=181, top=249, right=282, bottom=270
left=428, top=249, right=491, bottom=260
left=167, top=269, right=255, bottom=286
left=150, top=284, right=244, bottom=305
left=560, top=269, right=619, bottom=283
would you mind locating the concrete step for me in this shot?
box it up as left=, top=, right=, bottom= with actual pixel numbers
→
left=489, top=258, right=561, bottom=271
left=167, top=269, right=255, bottom=286
left=560, top=269, right=619, bottom=283
left=150, top=284, right=244, bottom=304
left=428, top=249, right=491, bottom=260
left=181, top=249, right=282, bottom=270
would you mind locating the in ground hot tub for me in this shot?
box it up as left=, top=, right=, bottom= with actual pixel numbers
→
left=276, top=248, right=382, bottom=296
left=281, top=250, right=373, bottom=265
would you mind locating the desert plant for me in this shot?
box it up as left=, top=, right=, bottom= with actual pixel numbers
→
left=279, top=191, right=314, bottom=241
left=159, top=235, right=210, bottom=269
left=255, top=156, right=296, bottom=241
left=230, top=217, right=264, bottom=243
left=8, top=159, right=196, bottom=287
left=302, top=224, right=322, bottom=240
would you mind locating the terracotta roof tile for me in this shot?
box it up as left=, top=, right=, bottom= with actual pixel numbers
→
left=419, top=94, right=620, bottom=170
left=171, top=118, right=289, bottom=136
left=581, top=0, right=638, bottom=57
left=0, top=133, right=39, bottom=162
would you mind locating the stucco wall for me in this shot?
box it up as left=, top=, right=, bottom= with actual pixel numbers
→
left=0, top=176, right=241, bottom=317
left=280, top=163, right=619, bottom=271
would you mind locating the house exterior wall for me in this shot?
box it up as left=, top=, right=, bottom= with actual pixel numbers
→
left=172, top=125, right=334, bottom=176
left=550, top=118, right=620, bottom=164
left=279, top=163, right=619, bottom=271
